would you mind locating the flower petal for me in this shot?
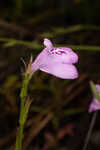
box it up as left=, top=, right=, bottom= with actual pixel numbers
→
left=89, top=84, right=100, bottom=112
left=49, top=47, right=78, bottom=64
left=96, top=84, right=100, bottom=95
left=89, top=98, right=100, bottom=112
left=39, top=63, right=78, bottom=79
left=31, top=48, right=47, bottom=73
left=44, top=38, right=53, bottom=50
left=31, top=38, right=78, bottom=78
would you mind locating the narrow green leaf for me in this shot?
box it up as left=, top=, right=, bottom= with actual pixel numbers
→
left=90, top=81, right=100, bottom=102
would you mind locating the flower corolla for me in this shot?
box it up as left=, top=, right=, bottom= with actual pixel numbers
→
left=89, top=84, right=100, bottom=112
left=31, top=38, right=78, bottom=79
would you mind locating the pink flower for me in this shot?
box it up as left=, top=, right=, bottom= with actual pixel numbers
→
left=89, top=84, right=100, bottom=112
left=31, top=38, right=78, bottom=79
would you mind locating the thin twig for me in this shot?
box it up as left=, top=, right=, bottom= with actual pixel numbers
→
left=83, top=111, right=98, bottom=150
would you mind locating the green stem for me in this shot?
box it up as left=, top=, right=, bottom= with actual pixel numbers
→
left=52, top=24, right=100, bottom=35
left=83, top=111, right=97, bottom=150
left=0, top=37, right=100, bottom=51
left=0, top=38, right=41, bottom=49
left=15, top=75, right=30, bottom=150
left=15, top=124, right=24, bottom=150
left=20, top=75, right=29, bottom=121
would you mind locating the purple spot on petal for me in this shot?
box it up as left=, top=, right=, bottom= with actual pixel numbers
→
left=49, top=48, right=66, bottom=55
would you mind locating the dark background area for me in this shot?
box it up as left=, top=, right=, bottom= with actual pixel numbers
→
left=0, top=0, right=100, bottom=150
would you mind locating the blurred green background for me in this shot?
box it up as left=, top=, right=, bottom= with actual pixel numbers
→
left=0, top=0, right=100, bottom=150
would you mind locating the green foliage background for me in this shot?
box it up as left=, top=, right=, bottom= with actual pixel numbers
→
left=0, top=0, right=100, bottom=149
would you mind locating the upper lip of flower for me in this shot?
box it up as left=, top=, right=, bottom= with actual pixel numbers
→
left=47, top=47, right=78, bottom=64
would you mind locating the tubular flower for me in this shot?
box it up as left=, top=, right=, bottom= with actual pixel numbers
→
left=89, top=84, right=100, bottom=112
left=31, top=38, right=78, bottom=79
